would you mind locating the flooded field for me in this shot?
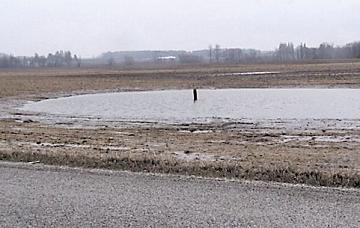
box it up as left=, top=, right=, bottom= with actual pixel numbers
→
left=21, top=89, right=360, bottom=123
left=1, top=64, right=360, bottom=188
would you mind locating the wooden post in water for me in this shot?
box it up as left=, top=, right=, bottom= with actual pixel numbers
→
left=193, top=89, right=198, bottom=102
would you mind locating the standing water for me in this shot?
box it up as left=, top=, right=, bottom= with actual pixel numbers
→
left=20, top=89, right=360, bottom=122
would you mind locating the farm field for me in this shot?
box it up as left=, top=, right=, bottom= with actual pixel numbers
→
left=1, top=61, right=360, bottom=187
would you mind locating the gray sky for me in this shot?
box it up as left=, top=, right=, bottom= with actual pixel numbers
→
left=1, top=0, right=360, bottom=57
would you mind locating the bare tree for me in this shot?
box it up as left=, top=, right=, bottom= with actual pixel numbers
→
left=74, top=55, right=81, bottom=67
left=64, top=51, right=72, bottom=66
left=277, top=43, right=295, bottom=62
left=214, top=44, right=221, bottom=63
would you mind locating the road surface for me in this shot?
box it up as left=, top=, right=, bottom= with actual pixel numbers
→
left=0, top=162, right=359, bottom=227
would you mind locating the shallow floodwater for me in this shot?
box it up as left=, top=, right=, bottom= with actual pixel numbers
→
left=21, top=89, right=360, bottom=122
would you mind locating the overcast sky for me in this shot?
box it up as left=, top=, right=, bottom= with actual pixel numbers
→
left=1, top=0, right=360, bottom=57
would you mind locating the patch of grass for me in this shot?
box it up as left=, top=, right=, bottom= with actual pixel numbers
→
left=1, top=150, right=359, bottom=188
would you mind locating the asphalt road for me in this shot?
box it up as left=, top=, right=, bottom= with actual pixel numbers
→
left=0, top=162, right=359, bottom=227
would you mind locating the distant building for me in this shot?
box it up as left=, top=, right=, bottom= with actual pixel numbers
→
left=157, top=56, right=177, bottom=63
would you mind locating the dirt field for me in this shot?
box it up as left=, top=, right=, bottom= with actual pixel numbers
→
left=2, top=61, right=360, bottom=99
left=1, top=62, right=360, bottom=187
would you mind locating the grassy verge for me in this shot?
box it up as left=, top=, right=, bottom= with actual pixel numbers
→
left=1, top=150, right=359, bottom=188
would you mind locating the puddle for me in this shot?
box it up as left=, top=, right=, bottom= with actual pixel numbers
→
left=216, top=71, right=279, bottom=76
left=173, top=151, right=235, bottom=162
left=19, top=89, right=360, bottom=123
left=27, top=142, right=130, bottom=151
left=280, top=135, right=360, bottom=143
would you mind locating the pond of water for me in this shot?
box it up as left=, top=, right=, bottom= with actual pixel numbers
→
left=20, top=89, right=360, bottom=122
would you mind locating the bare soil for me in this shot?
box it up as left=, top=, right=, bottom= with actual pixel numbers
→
left=1, top=62, right=360, bottom=187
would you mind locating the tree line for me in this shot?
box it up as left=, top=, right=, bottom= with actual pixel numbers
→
left=216, top=41, right=360, bottom=64
left=277, top=42, right=360, bottom=61
left=2, top=41, right=360, bottom=68
left=154, top=41, right=360, bottom=65
left=0, top=51, right=81, bottom=68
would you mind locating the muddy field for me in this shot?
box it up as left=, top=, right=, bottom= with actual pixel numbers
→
left=1, top=62, right=360, bottom=187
